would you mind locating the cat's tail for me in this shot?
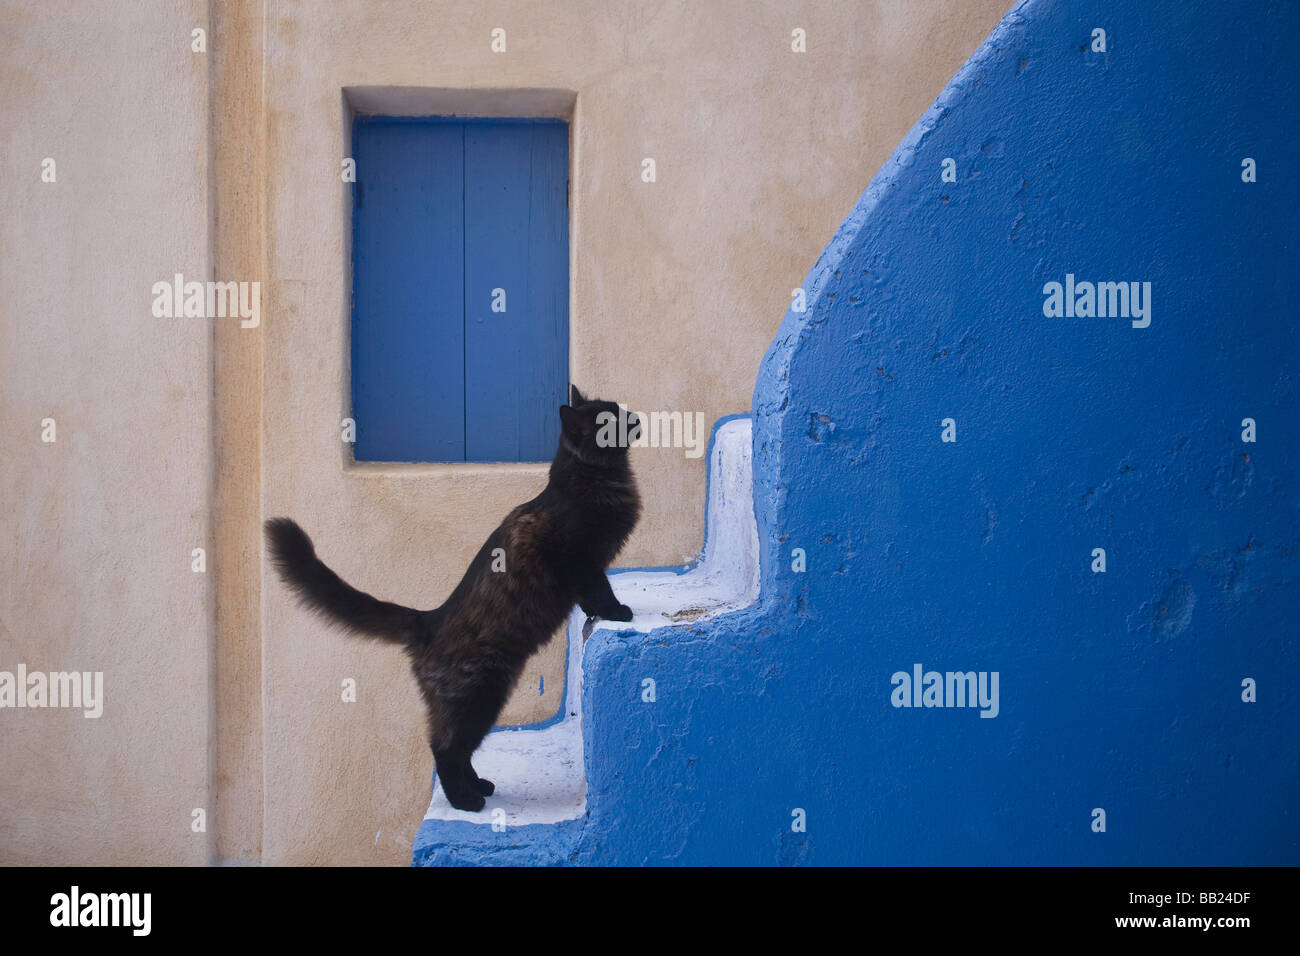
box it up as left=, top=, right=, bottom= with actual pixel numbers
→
left=263, top=517, right=429, bottom=647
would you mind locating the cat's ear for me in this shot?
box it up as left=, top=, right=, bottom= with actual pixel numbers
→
left=559, top=404, right=580, bottom=436
left=569, top=384, right=587, bottom=406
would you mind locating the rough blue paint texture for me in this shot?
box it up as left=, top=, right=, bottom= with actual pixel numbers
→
left=416, top=0, right=1299, bottom=865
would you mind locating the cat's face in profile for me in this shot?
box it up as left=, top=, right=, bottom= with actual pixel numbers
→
left=560, top=385, right=641, bottom=465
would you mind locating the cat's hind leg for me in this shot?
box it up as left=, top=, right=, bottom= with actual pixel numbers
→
left=460, top=716, right=498, bottom=799
left=424, top=660, right=512, bottom=808
left=430, top=702, right=501, bottom=809
left=433, top=745, right=486, bottom=812
left=455, top=686, right=507, bottom=800
left=427, top=708, right=488, bottom=812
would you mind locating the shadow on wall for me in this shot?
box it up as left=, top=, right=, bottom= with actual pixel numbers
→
left=430, top=0, right=1300, bottom=864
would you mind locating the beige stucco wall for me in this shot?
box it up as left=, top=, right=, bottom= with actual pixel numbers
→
left=0, top=0, right=213, bottom=864
left=1, top=0, right=1009, bottom=865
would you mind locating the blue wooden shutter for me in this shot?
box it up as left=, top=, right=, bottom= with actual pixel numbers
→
left=351, top=117, right=569, bottom=463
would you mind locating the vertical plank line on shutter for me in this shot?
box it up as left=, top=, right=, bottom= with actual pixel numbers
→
left=525, top=127, right=535, bottom=461
left=461, top=124, right=468, bottom=460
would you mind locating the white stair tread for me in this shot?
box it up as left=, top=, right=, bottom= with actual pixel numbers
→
left=423, top=717, right=587, bottom=825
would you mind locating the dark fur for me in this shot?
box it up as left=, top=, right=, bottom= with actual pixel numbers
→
left=264, top=387, right=640, bottom=811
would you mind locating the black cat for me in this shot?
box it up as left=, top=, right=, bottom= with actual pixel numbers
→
left=264, top=386, right=641, bottom=811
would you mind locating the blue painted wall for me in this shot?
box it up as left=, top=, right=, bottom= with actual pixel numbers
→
left=352, top=118, right=569, bottom=462
left=570, top=0, right=1299, bottom=865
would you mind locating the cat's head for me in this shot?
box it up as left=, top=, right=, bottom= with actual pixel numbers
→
left=559, top=385, right=641, bottom=465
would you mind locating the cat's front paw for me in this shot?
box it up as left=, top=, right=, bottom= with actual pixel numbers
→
left=606, top=603, right=634, bottom=622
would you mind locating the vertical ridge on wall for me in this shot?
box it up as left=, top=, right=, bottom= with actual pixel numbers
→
left=211, top=0, right=266, bottom=865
